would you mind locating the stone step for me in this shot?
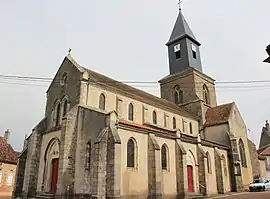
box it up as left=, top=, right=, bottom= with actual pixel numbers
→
left=33, top=193, right=55, bottom=199
left=189, top=194, right=209, bottom=199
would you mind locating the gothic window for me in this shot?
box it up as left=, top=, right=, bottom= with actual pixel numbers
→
left=99, top=93, right=106, bottom=110
left=189, top=122, right=193, bottom=134
left=60, top=72, right=68, bottom=86
left=174, top=44, right=181, bottom=59
left=239, top=139, right=247, bottom=167
left=127, top=138, right=137, bottom=168
left=191, top=44, right=197, bottom=59
left=153, top=111, right=157, bottom=124
left=128, top=103, right=134, bottom=121
left=161, top=144, right=169, bottom=170
left=173, top=117, right=176, bottom=129
left=174, top=85, right=184, bottom=104
left=222, top=155, right=227, bottom=176
left=55, top=103, right=61, bottom=126
left=86, top=141, right=91, bottom=169
left=62, top=99, right=68, bottom=117
left=206, top=152, right=212, bottom=174
left=203, top=84, right=210, bottom=105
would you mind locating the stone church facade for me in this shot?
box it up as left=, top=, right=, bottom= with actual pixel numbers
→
left=13, top=9, right=266, bottom=199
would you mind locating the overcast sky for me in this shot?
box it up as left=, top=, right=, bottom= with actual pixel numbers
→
left=0, top=0, right=269, bottom=151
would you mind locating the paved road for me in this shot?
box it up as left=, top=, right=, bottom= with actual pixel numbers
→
left=213, top=191, right=270, bottom=199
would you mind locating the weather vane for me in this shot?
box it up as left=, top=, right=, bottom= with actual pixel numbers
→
left=178, top=0, right=183, bottom=11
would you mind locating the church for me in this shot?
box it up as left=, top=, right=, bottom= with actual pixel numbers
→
left=13, top=8, right=266, bottom=199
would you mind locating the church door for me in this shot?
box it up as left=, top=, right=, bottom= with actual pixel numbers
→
left=50, top=158, right=59, bottom=193
left=187, top=165, right=194, bottom=192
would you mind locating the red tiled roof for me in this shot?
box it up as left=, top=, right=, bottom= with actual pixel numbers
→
left=119, top=120, right=163, bottom=133
left=259, top=145, right=270, bottom=155
left=204, top=103, right=234, bottom=126
left=0, top=137, right=18, bottom=164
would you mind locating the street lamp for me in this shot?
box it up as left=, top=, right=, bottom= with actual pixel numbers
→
left=263, top=44, right=270, bottom=63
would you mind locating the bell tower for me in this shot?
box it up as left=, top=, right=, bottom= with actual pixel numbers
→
left=159, top=8, right=217, bottom=124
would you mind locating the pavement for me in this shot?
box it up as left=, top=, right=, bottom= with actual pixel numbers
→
left=211, top=190, right=270, bottom=199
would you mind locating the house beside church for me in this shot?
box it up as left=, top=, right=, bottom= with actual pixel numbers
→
left=0, top=130, right=19, bottom=196
left=13, top=8, right=266, bottom=199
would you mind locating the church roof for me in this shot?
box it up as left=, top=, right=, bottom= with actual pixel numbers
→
left=166, top=10, right=200, bottom=46
left=258, top=144, right=270, bottom=155
left=0, top=137, right=19, bottom=165
left=204, top=102, right=234, bottom=126
left=66, top=55, right=199, bottom=120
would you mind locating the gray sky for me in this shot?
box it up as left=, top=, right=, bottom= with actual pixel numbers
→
left=0, top=0, right=269, bottom=151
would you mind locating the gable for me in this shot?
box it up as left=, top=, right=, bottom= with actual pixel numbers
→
left=259, top=128, right=270, bottom=149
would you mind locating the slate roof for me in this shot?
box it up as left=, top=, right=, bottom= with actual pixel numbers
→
left=0, top=137, right=19, bottom=164
left=204, top=102, right=234, bottom=126
left=166, top=10, right=200, bottom=46
left=66, top=55, right=199, bottom=120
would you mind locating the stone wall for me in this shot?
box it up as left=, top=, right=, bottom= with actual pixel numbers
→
left=247, top=139, right=261, bottom=179
left=214, top=149, right=224, bottom=194
left=13, top=150, right=27, bottom=198
left=197, top=145, right=207, bottom=195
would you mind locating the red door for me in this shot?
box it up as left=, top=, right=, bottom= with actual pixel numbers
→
left=187, top=165, right=194, bottom=192
left=50, top=158, right=59, bottom=193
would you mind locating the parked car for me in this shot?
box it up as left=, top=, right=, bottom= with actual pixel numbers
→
left=249, top=178, right=270, bottom=192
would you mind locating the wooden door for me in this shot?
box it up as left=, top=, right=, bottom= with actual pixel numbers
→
left=187, top=165, right=194, bottom=192
left=50, top=158, right=59, bottom=193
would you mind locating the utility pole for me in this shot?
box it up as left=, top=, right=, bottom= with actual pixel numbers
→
left=263, top=44, right=270, bottom=63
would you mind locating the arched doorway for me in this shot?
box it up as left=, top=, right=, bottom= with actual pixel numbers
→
left=43, top=138, right=60, bottom=193
left=187, top=165, right=194, bottom=192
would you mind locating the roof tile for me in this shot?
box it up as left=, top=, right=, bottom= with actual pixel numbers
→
left=205, top=103, right=234, bottom=126
left=0, top=137, right=18, bottom=164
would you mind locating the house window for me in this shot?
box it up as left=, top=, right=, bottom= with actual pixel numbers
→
left=191, top=44, right=197, bottom=59
left=206, top=152, right=212, bottom=174
left=99, top=93, right=106, bottom=110
left=6, top=172, right=14, bottom=186
left=55, top=103, right=61, bottom=126
left=127, top=138, right=137, bottom=168
left=153, top=111, right=157, bottom=125
left=189, top=122, right=193, bottom=134
left=174, top=85, right=184, bottom=104
left=173, top=117, right=176, bottom=129
left=174, top=44, right=181, bottom=59
left=62, top=99, right=68, bottom=117
left=239, top=139, right=247, bottom=167
left=128, top=103, right=134, bottom=121
left=85, top=141, right=91, bottom=169
left=0, top=170, right=2, bottom=183
left=161, top=144, right=169, bottom=170
left=203, top=84, right=210, bottom=105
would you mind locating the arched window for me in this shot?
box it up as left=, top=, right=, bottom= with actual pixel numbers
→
left=60, top=72, right=68, bottom=86
left=189, top=122, right=193, bottom=134
left=206, top=152, right=212, bottom=174
left=62, top=99, right=68, bottom=117
left=86, top=141, right=91, bottom=169
left=173, top=117, right=176, bottom=129
left=128, top=103, right=134, bottom=121
left=203, top=84, right=210, bottom=105
left=6, top=172, right=14, bottom=186
left=127, top=138, right=137, bottom=168
left=161, top=144, right=169, bottom=170
left=55, top=103, right=61, bottom=126
left=153, top=111, right=157, bottom=124
left=239, top=139, right=247, bottom=167
left=222, top=155, right=227, bottom=176
left=174, top=85, right=184, bottom=104
left=99, top=93, right=106, bottom=110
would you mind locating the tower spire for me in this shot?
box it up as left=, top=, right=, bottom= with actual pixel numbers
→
left=178, top=0, right=182, bottom=11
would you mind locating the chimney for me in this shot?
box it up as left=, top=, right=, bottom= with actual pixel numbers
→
left=4, top=129, right=10, bottom=144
